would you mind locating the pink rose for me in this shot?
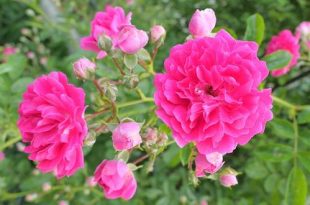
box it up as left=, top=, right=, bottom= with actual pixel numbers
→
left=150, top=25, right=166, bottom=43
left=3, top=45, right=17, bottom=56
left=220, top=173, right=238, bottom=187
left=0, top=152, right=5, bottom=161
left=266, top=30, right=300, bottom=77
left=115, top=25, right=148, bottom=54
left=80, top=5, right=132, bottom=58
left=296, top=21, right=310, bottom=49
left=112, top=122, right=142, bottom=151
left=17, top=72, right=88, bottom=178
left=189, top=9, right=216, bottom=38
left=201, top=200, right=208, bottom=205
left=94, top=160, right=137, bottom=200
left=195, top=152, right=224, bottom=177
left=73, top=57, right=96, bottom=80
left=154, top=30, right=273, bottom=155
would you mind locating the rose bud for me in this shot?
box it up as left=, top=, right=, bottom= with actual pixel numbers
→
left=112, top=122, right=142, bottom=151
left=94, top=160, right=137, bottom=200
left=42, top=182, right=51, bottom=192
left=115, top=25, right=148, bottom=54
left=73, top=57, right=96, bottom=80
left=143, top=128, right=158, bottom=146
left=150, top=25, right=166, bottom=43
left=189, top=8, right=216, bottom=38
left=219, top=168, right=238, bottom=187
left=58, top=200, right=69, bottom=205
left=195, top=152, right=224, bottom=177
left=86, top=176, right=97, bottom=187
left=25, top=193, right=38, bottom=202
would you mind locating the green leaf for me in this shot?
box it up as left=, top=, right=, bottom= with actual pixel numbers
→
left=263, top=50, right=292, bottom=71
left=117, top=150, right=130, bottom=162
left=137, top=48, right=151, bottom=62
left=297, top=109, right=310, bottom=124
left=245, top=162, right=268, bottom=179
left=5, top=54, right=28, bottom=79
left=269, top=118, right=294, bottom=139
left=179, top=144, right=191, bottom=166
left=124, top=54, right=138, bottom=69
left=0, top=64, right=14, bottom=75
left=298, top=152, right=310, bottom=173
left=11, top=77, right=33, bottom=93
left=244, top=13, right=265, bottom=45
left=285, top=167, right=307, bottom=205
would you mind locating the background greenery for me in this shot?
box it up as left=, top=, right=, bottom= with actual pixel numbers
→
left=0, top=0, right=310, bottom=204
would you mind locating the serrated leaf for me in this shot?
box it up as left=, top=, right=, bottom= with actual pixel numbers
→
left=270, top=118, right=294, bottom=139
left=124, top=54, right=138, bottom=69
left=285, top=167, right=307, bottom=205
left=137, top=48, right=151, bottom=62
left=244, top=13, right=265, bottom=45
left=263, top=50, right=292, bottom=71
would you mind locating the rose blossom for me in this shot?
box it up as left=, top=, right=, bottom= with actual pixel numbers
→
left=0, top=152, right=5, bottom=161
left=154, top=30, right=273, bottom=155
left=80, top=5, right=132, bottom=58
left=115, top=25, right=148, bottom=54
left=195, top=152, right=224, bottom=177
left=94, top=160, right=137, bottom=200
left=58, top=200, right=69, bottom=205
left=266, top=30, right=300, bottom=76
left=201, top=200, right=208, bottom=205
left=73, top=57, right=96, bottom=80
left=219, top=173, right=238, bottom=187
left=150, top=25, right=166, bottom=43
left=296, top=21, right=310, bottom=49
left=189, top=8, right=216, bottom=38
left=17, top=72, right=88, bottom=178
left=112, top=122, right=142, bottom=151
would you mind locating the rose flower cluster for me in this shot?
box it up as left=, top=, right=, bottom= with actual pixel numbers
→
left=16, top=4, right=309, bottom=202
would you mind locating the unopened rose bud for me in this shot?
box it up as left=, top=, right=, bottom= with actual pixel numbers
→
left=84, top=130, right=96, bottom=147
left=219, top=168, right=238, bottom=188
left=16, top=142, right=25, bottom=152
left=27, top=51, right=35, bottom=59
left=58, top=200, right=69, bottom=205
left=143, top=128, right=158, bottom=146
left=112, top=122, right=142, bottom=151
left=98, top=34, right=113, bottom=52
left=86, top=176, right=97, bottom=187
left=189, top=8, right=216, bottom=38
left=0, top=152, right=5, bottom=161
left=157, top=132, right=168, bottom=146
left=73, top=58, right=96, bottom=80
left=115, top=25, right=149, bottom=54
left=100, top=80, right=118, bottom=101
left=195, top=152, right=224, bottom=177
left=40, top=57, right=48, bottom=65
left=42, top=182, right=51, bottom=192
left=21, top=28, right=31, bottom=36
left=123, top=73, right=139, bottom=89
left=150, top=25, right=166, bottom=44
left=25, top=193, right=38, bottom=202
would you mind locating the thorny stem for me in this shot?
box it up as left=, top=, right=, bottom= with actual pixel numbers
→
left=117, top=97, right=154, bottom=109
left=112, top=58, right=125, bottom=76
left=133, top=154, right=149, bottom=165
left=272, top=95, right=310, bottom=111
left=0, top=135, right=21, bottom=151
left=92, top=79, right=104, bottom=96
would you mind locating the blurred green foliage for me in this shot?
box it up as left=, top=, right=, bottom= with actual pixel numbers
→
left=0, top=0, right=310, bottom=205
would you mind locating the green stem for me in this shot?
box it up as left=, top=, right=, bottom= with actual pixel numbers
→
left=112, top=58, right=125, bottom=76
left=0, top=135, right=21, bottom=151
left=272, top=96, right=296, bottom=110
left=292, top=114, right=299, bottom=167
left=117, top=97, right=154, bottom=109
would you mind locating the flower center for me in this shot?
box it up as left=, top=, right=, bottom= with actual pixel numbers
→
left=195, top=84, right=218, bottom=97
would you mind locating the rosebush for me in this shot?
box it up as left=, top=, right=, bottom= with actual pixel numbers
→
left=0, top=1, right=310, bottom=205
